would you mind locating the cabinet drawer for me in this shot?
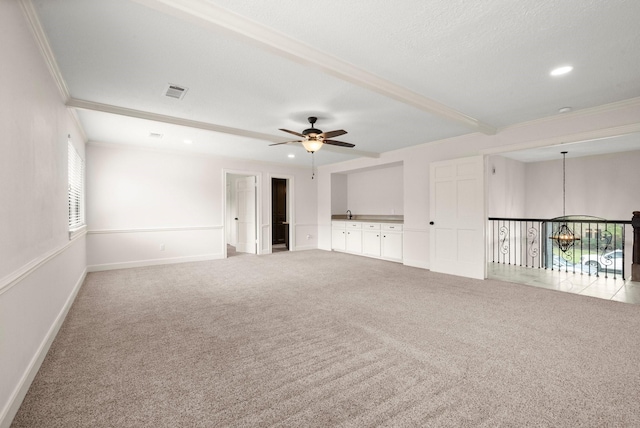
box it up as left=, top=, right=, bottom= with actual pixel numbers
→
left=382, top=223, right=403, bottom=231
left=332, top=221, right=346, bottom=229
left=361, top=222, right=381, bottom=230
left=346, top=222, right=362, bottom=229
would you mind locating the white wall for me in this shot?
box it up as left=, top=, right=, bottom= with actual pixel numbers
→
left=346, top=163, right=404, bottom=215
left=0, top=2, right=87, bottom=426
left=317, top=100, right=640, bottom=270
left=86, top=144, right=318, bottom=269
left=331, top=173, right=348, bottom=215
left=487, top=155, right=526, bottom=218
left=525, top=150, right=640, bottom=220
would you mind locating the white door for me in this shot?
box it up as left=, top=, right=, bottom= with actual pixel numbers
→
left=429, top=156, right=485, bottom=279
left=236, top=176, right=256, bottom=254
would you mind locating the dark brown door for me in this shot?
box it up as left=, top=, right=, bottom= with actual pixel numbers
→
left=272, top=178, right=287, bottom=245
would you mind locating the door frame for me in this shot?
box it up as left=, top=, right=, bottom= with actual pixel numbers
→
left=268, top=173, right=295, bottom=253
left=223, top=170, right=262, bottom=258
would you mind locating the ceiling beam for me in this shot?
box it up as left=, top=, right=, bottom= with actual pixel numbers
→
left=66, top=98, right=286, bottom=142
left=66, top=98, right=381, bottom=158
left=321, top=146, right=380, bottom=158
left=130, top=0, right=497, bottom=135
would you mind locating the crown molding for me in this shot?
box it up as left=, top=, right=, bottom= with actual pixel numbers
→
left=19, top=0, right=70, bottom=102
left=130, top=0, right=496, bottom=135
left=67, top=98, right=286, bottom=143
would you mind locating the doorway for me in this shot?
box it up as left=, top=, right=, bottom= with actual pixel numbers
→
left=225, top=172, right=259, bottom=257
left=271, top=178, right=288, bottom=252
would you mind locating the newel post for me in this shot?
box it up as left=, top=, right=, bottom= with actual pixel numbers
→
left=632, top=211, right=640, bottom=282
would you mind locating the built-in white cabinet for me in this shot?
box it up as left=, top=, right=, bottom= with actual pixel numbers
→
left=331, top=221, right=346, bottom=251
left=345, top=222, right=363, bottom=253
left=332, top=220, right=402, bottom=262
left=381, top=224, right=403, bottom=262
left=362, top=223, right=381, bottom=257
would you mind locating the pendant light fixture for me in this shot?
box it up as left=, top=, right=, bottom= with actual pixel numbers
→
left=549, top=151, right=579, bottom=253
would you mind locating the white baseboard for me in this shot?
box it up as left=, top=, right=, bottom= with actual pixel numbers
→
left=87, top=253, right=223, bottom=272
left=403, top=259, right=429, bottom=270
left=0, top=268, right=86, bottom=428
left=292, top=245, right=317, bottom=251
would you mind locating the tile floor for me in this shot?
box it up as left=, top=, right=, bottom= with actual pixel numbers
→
left=488, top=263, right=640, bottom=304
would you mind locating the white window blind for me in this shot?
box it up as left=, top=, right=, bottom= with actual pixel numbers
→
left=68, top=139, right=85, bottom=230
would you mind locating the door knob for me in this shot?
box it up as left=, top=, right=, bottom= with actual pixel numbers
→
left=429, top=221, right=434, bottom=225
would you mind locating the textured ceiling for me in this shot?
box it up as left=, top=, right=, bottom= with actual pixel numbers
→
left=30, top=0, right=640, bottom=166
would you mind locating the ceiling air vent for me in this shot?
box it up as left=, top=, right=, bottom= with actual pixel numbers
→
left=149, top=132, right=163, bottom=139
left=163, top=83, right=188, bottom=100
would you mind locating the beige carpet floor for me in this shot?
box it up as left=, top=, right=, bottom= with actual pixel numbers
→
left=12, top=250, right=640, bottom=427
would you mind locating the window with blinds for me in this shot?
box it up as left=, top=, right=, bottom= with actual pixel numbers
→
left=68, top=139, right=85, bottom=231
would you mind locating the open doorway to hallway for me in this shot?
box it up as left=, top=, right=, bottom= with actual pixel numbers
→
left=271, top=178, right=288, bottom=253
left=270, top=174, right=295, bottom=254
left=225, top=172, right=258, bottom=257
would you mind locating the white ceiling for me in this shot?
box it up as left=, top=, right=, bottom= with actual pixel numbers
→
left=30, top=0, right=640, bottom=167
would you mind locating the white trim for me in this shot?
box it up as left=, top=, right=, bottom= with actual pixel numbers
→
left=87, top=253, right=223, bottom=272
left=67, top=98, right=285, bottom=143
left=68, top=108, right=88, bottom=143
left=18, top=0, right=70, bottom=102
left=0, top=231, right=86, bottom=296
left=0, top=267, right=86, bottom=428
left=403, top=259, right=430, bottom=270
left=87, top=225, right=224, bottom=234
left=481, top=123, right=640, bottom=157
left=291, top=245, right=317, bottom=251
left=129, top=0, right=495, bottom=135
left=69, top=224, right=87, bottom=240
left=223, top=169, right=263, bottom=256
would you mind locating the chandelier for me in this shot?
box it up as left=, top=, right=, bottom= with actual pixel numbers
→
left=549, top=151, right=580, bottom=253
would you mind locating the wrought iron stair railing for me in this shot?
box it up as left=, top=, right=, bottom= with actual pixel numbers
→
left=488, top=217, right=632, bottom=280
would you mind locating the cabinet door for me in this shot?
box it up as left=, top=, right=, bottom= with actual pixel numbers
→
left=331, top=228, right=346, bottom=251
left=363, top=230, right=381, bottom=257
left=382, top=232, right=403, bottom=261
left=346, top=229, right=363, bottom=254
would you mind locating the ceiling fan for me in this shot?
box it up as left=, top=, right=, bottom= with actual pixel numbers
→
left=270, top=116, right=355, bottom=153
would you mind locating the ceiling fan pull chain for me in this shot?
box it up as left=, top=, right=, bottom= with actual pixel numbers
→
left=311, top=152, right=315, bottom=179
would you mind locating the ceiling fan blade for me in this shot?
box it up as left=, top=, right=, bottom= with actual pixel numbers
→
left=319, top=129, right=347, bottom=139
left=269, top=140, right=302, bottom=146
left=324, top=139, right=355, bottom=148
left=279, top=128, right=305, bottom=138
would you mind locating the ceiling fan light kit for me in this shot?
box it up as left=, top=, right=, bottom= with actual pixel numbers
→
left=270, top=116, right=354, bottom=153
left=301, top=139, right=324, bottom=153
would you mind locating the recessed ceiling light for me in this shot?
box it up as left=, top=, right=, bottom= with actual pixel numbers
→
left=183, top=139, right=192, bottom=145
left=558, top=107, right=572, bottom=114
left=550, top=65, right=573, bottom=76
left=288, top=154, right=295, bottom=158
